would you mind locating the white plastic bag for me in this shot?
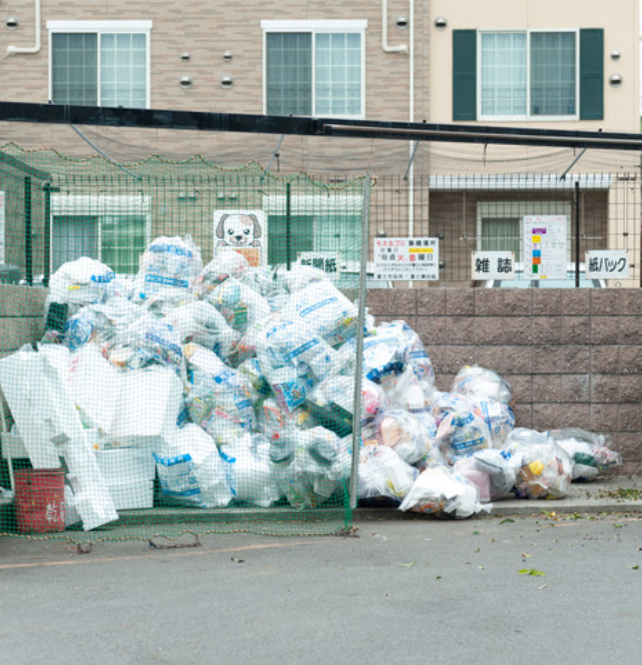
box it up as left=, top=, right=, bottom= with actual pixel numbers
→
left=373, top=410, right=430, bottom=465
left=194, top=247, right=251, bottom=296
left=205, top=277, right=271, bottom=334
left=452, top=365, right=513, bottom=406
left=547, top=428, right=622, bottom=480
left=399, top=465, right=486, bottom=519
left=133, top=235, right=202, bottom=303
left=184, top=344, right=255, bottom=434
left=271, top=426, right=351, bottom=509
left=153, top=425, right=233, bottom=508
left=48, top=257, right=116, bottom=316
left=453, top=449, right=517, bottom=502
left=358, top=444, right=419, bottom=502
left=165, top=300, right=240, bottom=360
left=221, top=434, right=282, bottom=507
left=286, top=281, right=358, bottom=347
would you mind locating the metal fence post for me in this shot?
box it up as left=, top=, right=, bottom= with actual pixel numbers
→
left=574, top=180, right=580, bottom=288
left=350, top=175, right=371, bottom=510
left=24, top=176, right=32, bottom=285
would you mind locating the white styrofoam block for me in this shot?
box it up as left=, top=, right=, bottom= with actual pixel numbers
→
left=1, top=432, right=29, bottom=459
left=108, top=479, right=154, bottom=510
left=110, top=367, right=183, bottom=443
left=96, top=448, right=156, bottom=484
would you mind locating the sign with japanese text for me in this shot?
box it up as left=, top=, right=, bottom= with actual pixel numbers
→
left=299, top=251, right=340, bottom=280
left=585, top=250, right=629, bottom=279
left=523, top=215, right=568, bottom=280
left=471, top=251, right=515, bottom=280
left=373, top=237, right=439, bottom=281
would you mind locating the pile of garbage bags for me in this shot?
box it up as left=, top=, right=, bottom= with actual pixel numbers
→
left=0, top=234, right=623, bottom=531
left=359, top=363, right=621, bottom=519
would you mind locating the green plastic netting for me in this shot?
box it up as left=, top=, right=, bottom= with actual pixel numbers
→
left=0, top=145, right=369, bottom=543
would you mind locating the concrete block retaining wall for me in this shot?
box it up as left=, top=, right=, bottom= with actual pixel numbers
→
left=367, top=288, right=642, bottom=476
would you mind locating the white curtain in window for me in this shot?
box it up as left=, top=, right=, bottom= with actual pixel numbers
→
left=480, top=32, right=526, bottom=116
left=315, top=33, right=361, bottom=116
left=101, top=33, right=147, bottom=108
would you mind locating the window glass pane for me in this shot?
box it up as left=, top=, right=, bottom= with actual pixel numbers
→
left=266, top=33, right=312, bottom=115
left=531, top=32, right=576, bottom=116
left=480, top=32, right=526, bottom=116
left=267, top=215, right=314, bottom=265
left=51, top=33, right=98, bottom=105
left=481, top=218, right=521, bottom=262
left=100, top=33, right=147, bottom=108
left=101, top=215, right=147, bottom=273
left=52, top=216, right=99, bottom=271
left=314, top=214, right=361, bottom=263
left=315, top=32, right=361, bottom=116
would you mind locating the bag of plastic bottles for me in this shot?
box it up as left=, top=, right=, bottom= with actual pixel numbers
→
left=547, top=428, right=622, bottom=480
left=432, top=393, right=492, bottom=464
left=453, top=449, right=517, bottom=502
left=133, top=235, right=202, bottom=303
left=511, top=442, right=573, bottom=499
left=165, top=299, right=240, bottom=360
left=184, top=344, right=255, bottom=435
left=47, top=257, right=117, bottom=318
left=270, top=426, right=351, bottom=509
left=205, top=277, right=271, bottom=334
left=194, top=247, right=250, bottom=297
left=259, top=315, right=340, bottom=382
left=153, top=425, right=233, bottom=508
left=358, top=444, right=419, bottom=502
left=372, top=410, right=430, bottom=465
left=221, top=434, right=282, bottom=507
left=286, top=281, right=358, bottom=348
left=452, top=365, right=513, bottom=406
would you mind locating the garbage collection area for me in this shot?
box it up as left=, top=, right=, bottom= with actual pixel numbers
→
left=0, top=234, right=624, bottom=539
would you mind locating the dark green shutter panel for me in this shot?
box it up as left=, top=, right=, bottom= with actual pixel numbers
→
left=580, top=29, right=603, bottom=120
left=453, top=30, right=477, bottom=121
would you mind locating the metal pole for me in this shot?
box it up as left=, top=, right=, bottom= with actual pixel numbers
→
left=265, top=134, right=285, bottom=173
left=349, top=175, right=371, bottom=511
left=24, top=176, right=32, bottom=285
left=43, top=181, right=51, bottom=287
left=285, top=181, right=291, bottom=270
left=574, top=180, right=580, bottom=288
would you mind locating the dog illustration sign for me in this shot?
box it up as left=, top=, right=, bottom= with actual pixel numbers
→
left=213, top=209, right=266, bottom=266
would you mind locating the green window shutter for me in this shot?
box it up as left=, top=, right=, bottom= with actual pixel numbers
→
left=453, top=30, right=477, bottom=121
left=580, top=29, right=603, bottom=120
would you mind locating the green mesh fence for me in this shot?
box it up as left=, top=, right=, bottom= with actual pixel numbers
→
left=0, top=145, right=369, bottom=542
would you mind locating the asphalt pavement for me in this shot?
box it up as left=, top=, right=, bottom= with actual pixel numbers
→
left=2, top=474, right=642, bottom=664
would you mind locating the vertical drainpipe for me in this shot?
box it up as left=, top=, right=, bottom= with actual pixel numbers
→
left=7, top=0, right=42, bottom=56
left=408, top=0, right=415, bottom=247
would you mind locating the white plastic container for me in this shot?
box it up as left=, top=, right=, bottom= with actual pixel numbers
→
left=96, top=448, right=156, bottom=484
left=107, top=479, right=154, bottom=510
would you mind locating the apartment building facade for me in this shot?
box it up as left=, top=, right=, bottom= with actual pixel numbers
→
left=0, top=0, right=638, bottom=285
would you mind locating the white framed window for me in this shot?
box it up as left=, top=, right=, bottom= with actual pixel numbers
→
left=51, top=195, right=151, bottom=275
left=47, top=20, right=152, bottom=108
left=479, top=30, right=578, bottom=121
left=261, top=20, right=366, bottom=118
left=262, top=193, right=364, bottom=269
left=477, top=200, right=572, bottom=263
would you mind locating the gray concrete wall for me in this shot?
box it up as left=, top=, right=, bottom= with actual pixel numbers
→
left=0, top=284, right=47, bottom=422
left=0, top=285, right=47, bottom=359
left=367, top=287, right=642, bottom=476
